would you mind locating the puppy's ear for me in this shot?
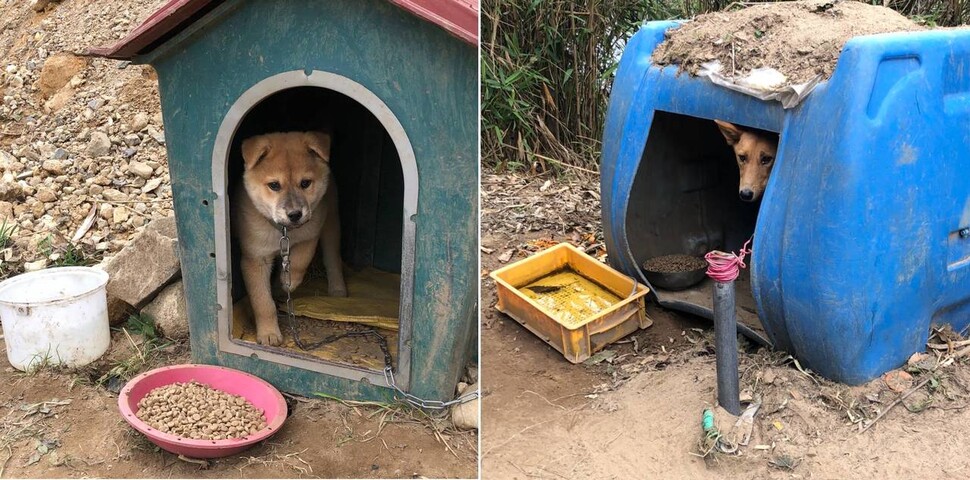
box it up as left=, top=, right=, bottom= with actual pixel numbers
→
left=241, top=135, right=270, bottom=170
left=714, top=120, right=742, bottom=146
left=305, top=131, right=331, bottom=163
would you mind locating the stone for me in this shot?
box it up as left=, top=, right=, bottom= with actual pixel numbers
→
left=130, top=112, right=149, bottom=132
left=128, top=161, right=153, bottom=179
left=103, top=216, right=180, bottom=309
left=142, top=177, right=162, bottom=193
left=0, top=150, right=15, bottom=170
left=101, top=188, right=126, bottom=202
left=43, top=85, right=74, bottom=113
left=147, top=125, right=165, bottom=144
left=450, top=381, right=479, bottom=431
left=113, top=207, right=129, bottom=224
left=31, top=0, right=52, bottom=12
left=106, top=291, right=135, bottom=325
left=52, top=148, right=69, bottom=160
left=86, top=131, right=111, bottom=157
left=0, top=179, right=25, bottom=202
left=35, top=188, right=56, bottom=203
left=141, top=281, right=189, bottom=339
left=36, top=54, right=87, bottom=99
left=0, top=201, right=13, bottom=220
left=41, top=159, right=64, bottom=175
left=23, top=259, right=48, bottom=272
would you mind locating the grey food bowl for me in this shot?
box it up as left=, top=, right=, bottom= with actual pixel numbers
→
left=641, top=265, right=708, bottom=291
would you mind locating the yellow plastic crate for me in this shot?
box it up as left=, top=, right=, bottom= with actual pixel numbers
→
left=490, top=243, right=652, bottom=363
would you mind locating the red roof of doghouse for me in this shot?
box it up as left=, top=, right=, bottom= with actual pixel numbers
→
left=88, top=0, right=478, bottom=59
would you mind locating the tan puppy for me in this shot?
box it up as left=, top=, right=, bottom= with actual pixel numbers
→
left=232, top=131, right=347, bottom=346
left=714, top=120, right=778, bottom=203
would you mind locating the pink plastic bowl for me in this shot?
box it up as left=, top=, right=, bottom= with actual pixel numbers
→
left=118, top=364, right=287, bottom=458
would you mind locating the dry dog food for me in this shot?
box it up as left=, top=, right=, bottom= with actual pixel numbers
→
left=136, top=381, right=267, bottom=440
left=643, top=254, right=707, bottom=273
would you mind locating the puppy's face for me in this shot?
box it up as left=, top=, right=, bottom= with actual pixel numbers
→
left=241, top=131, right=332, bottom=228
left=715, top=120, right=778, bottom=203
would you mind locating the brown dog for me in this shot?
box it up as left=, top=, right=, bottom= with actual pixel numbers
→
left=715, top=120, right=778, bottom=203
left=232, top=131, right=347, bottom=346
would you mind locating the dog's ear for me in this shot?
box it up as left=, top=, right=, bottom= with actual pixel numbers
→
left=714, top=120, right=742, bottom=146
left=305, top=131, right=331, bottom=163
left=241, top=135, right=271, bottom=170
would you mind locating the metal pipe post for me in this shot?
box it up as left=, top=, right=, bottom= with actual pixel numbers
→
left=713, top=280, right=741, bottom=416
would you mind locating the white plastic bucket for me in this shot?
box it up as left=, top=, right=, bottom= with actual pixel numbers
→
left=0, top=266, right=111, bottom=371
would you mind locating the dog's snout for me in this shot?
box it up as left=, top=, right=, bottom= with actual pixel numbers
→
left=287, top=210, right=303, bottom=223
left=739, top=189, right=755, bottom=202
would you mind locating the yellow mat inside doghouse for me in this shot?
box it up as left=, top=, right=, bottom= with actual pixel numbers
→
left=231, top=268, right=401, bottom=370
left=285, top=267, right=401, bottom=331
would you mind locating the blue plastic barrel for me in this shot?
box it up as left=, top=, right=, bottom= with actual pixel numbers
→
left=601, top=21, right=970, bottom=384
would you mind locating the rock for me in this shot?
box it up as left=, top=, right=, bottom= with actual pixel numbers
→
left=0, top=150, right=15, bottom=170
left=128, top=161, right=153, bottom=179
left=103, top=217, right=180, bottom=309
left=101, top=188, right=126, bottom=202
left=86, top=131, right=111, bottom=157
left=141, top=281, right=189, bottom=339
left=23, top=259, right=48, bottom=272
left=0, top=201, right=13, bottom=220
left=41, top=159, right=65, bottom=175
left=142, top=177, right=162, bottom=193
left=113, top=207, right=129, bottom=224
left=37, top=54, right=87, bottom=99
left=52, top=148, right=69, bottom=160
left=122, top=148, right=137, bottom=159
left=0, top=179, right=25, bottom=202
left=106, top=292, right=135, bottom=326
left=43, top=85, right=74, bottom=112
left=451, top=381, right=479, bottom=431
left=35, top=188, right=56, bottom=203
left=130, top=113, right=149, bottom=132
left=147, top=125, right=165, bottom=144
left=31, top=0, right=52, bottom=12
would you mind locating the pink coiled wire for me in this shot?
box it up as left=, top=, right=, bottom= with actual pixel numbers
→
left=705, top=239, right=752, bottom=283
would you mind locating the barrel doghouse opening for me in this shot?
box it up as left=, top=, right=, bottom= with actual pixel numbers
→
left=627, top=111, right=777, bottom=339
left=221, top=85, right=412, bottom=382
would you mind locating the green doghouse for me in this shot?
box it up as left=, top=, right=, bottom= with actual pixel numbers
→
left=91, top=0, right=478, bottom=402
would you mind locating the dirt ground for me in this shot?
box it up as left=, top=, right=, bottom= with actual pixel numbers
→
left=652, top=0, right=922, bottom=84
left=481, top=172, right=970, bottom=479
left=0, top=333, right=477, bottom=479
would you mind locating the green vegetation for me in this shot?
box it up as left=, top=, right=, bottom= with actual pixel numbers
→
left=481, top=0, right=969, bottom=174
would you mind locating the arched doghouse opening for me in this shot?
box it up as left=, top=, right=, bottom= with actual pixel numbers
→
left=624, top=111, right=777, bottom=340
left=211, top=71, right=417, bottom=389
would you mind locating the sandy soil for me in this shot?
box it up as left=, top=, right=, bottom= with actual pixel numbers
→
left=480, top=172, right=970, bottom=480
left=0, top=334, right=477, bottom=479
left=653, top=0, right=923, bottom=84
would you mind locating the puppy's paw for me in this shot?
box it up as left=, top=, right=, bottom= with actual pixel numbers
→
left=329, top=283, right=348, bottom=297
left=256, top=326, right=283, bottom=346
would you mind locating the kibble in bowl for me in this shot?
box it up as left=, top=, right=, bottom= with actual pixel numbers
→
left=119, top=364, right=287, bottom=458
left=641, top=254, right=709, bottom=291
left=136, top=381, right=268, bottom=441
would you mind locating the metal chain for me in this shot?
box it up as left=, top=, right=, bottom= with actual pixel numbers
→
left=278, top=227, right=478, bottom=410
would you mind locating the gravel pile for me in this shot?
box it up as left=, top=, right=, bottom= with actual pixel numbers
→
left=0, top=0, right=172, bottom=275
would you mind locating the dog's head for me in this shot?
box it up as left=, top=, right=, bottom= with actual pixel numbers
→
left=241, top=131, right=332, bottom=228
left=714, top=120, right=778, bottom=203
